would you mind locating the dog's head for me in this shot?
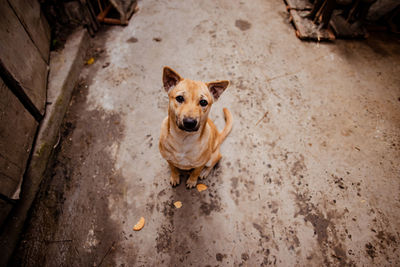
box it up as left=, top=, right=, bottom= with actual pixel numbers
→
left=163, top=66, right=229, bottom=133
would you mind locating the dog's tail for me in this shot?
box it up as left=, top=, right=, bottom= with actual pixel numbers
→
left=219, top=108, right=233, bottom=144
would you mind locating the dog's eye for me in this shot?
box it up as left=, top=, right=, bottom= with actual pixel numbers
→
left=176, top=95, right=184, bottom=103
left=199, top=100, right=208, bottom=107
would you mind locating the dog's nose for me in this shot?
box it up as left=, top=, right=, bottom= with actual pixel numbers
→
left=183, top=118, right=197, bottom=130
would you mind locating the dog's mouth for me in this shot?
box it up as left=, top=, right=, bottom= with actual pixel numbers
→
left=178, top=123, right=199, bottom=132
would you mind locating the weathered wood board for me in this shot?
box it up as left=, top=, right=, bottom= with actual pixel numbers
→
left=0, top=77, right=38, bottom=199
left=0, top=199, right=13, bottom=227
left=290, top=10, right=335, bottom=41
left=7, top=0, right=51, bottom=63
left=330, top=13, right=368, bottom=39
left=285, top=0, right=312, bottom=10
left=0, top=0, right=48, bottom=115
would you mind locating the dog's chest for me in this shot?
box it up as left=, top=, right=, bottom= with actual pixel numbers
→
left=163, top=135, right=209, bottom=169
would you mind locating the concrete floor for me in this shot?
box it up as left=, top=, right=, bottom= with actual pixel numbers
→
left=12, top=0, right=400, bottom=266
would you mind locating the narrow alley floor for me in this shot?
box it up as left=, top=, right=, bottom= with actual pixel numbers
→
left=12, top=0, right=400, bottom=266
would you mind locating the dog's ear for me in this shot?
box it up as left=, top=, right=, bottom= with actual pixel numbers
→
left=163, top=67, right=182, bottom=93
left=206, top=80, right=229, bottom=101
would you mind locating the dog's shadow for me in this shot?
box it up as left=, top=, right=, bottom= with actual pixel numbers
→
left=173, top=162, right=221, bottom=189
left=156, top=162, right=224, bottom=264
left=169, top=162, right=223, bottom=216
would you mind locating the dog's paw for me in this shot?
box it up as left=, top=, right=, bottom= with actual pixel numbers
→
left=186, top=179, right=197, bottom=188
left=170, top=176, right=180, bottom=187
left=199, top=167, right=211, bottom=180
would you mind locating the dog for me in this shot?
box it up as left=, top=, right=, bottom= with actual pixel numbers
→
left=159, top=67, right=233, bottom=188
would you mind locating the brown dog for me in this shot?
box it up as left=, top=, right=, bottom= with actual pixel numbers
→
left=159, top=67, right=233, bottom=188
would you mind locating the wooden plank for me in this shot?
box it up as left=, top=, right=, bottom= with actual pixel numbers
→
left=330, top=13, right=368, bottom=39
left=0, top=199, right=13, bottom=227
left=0, top=77, right=38, bottom=198
left=0, top=0, right=48, bottom=115
left=7, top=0, right=51, bottom=63
left=285, top=0, right=312, bottom=10
left=0, top=155, right=21, bottom=198
left=290, top=10, right=335, bottom=41
left=0, top=61, right=43, bottom=122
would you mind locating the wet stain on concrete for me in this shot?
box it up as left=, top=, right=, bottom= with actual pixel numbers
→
left=209, top=30, right=217, bottom=38
left=376, top=230, right=397, bottom=246
left=235, top=19, right=252, bottom=31
left=146, top=134, right=153, bottom=148
left=156, top=225, right=173, bottom=254
left=12, top=78, right=128, bottom=266
left=253, top=223, right=270, bottom=242
left=154, top=167, right=225, bottom=265
left=231, top=177, right=239, bottom=189
left=333, top=246, right=348, bottom=263
left=200, top=200, right=222, bottom=216
left=127, top=37, right=138, bottom=43
left=268, top=201, right=279, bottom=214
left=230, top=177, right=240, bottom=205
left=216, top=252, right=227, bottom=261
left=290, top=154, right=305, bottom=177
left=332, top=174, right=347, bottom=190
left=252, top=221, right=277, bottom=265
left=161, top=200, right=175, bottom=224
left=304, top=212, right=330, bottom=244
left=365, top=242, right=376, bottom=259
left=294, top=191, right=353, bottom=266
left=364, top=218, right=399, bottom=263
left=241, top=252, right=249, bottom=261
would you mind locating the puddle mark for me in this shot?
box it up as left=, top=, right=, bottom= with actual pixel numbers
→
left=365, top=242, right=376, bottom=259
left=294, top=191, right=353, bottom=266
left=127, top=37, right=138, bottom=43
left=12, top=78, right=128, bottom=266
left=156, top=225, right=173, bottom=254
left=235, top=19, right=252, bottom=31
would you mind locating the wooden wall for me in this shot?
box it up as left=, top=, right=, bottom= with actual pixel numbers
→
left=0, top=0, right=50, bottom=225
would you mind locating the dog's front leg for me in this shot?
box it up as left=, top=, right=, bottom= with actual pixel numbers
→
left=186, top=166, right=203, bottom=188
left=168, top=162, right=180, bottom=186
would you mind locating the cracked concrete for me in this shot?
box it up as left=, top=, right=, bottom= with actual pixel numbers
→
left=11, top=0, right=400, bottom=266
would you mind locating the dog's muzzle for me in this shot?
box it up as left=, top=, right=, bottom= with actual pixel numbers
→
left=179, top=117, right=199, bottom=132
